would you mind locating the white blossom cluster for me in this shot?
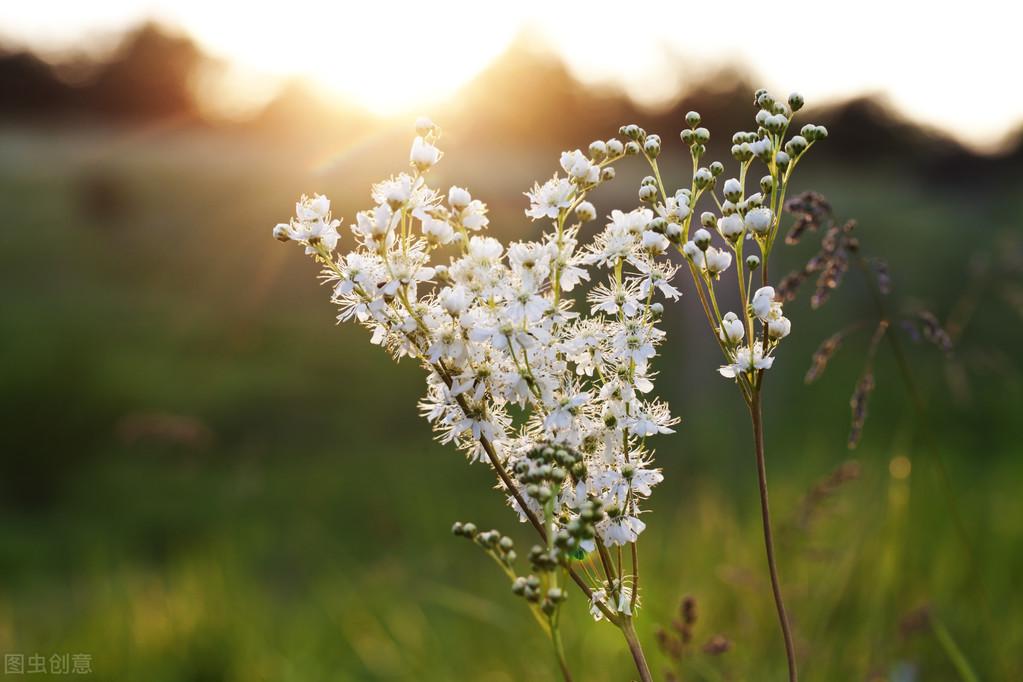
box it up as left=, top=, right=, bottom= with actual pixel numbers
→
left=273, top=119, right=679, bottom=619
left=621, top=90, right=825, bottom=395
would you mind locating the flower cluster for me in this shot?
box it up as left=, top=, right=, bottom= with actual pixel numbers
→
left=273, top=117, right=679, bottom=623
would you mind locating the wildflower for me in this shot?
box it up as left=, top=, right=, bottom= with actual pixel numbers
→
left=745, top=207, right=773, bottom=235
left=719, top=312, right=745, bottom=344
left=410, top=136, right=441, bottom=170
left=719, top=342, right=775, bottom=379
left=525, top=176, right=574, bottom=220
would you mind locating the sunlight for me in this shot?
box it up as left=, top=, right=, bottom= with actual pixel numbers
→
left=179, top=3, right=525, bottom=116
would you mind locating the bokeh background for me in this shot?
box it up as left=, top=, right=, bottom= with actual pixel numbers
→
left=2, top=4, right=1022, bottom=681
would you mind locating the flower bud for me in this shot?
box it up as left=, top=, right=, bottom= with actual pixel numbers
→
left=650, top=302, right=664, bottom=317
left=760, top=175, right=774, bottom=193
left=717, top=214, right=744, bottom=241
left=746, top=254, right=761, bottom=270
left=693, top=228, right=712, bottom=250
left=448, top=185, right=471, bottom=210
left=693, top=167, right=714, bottom=189
left=785, top=135, right=808, bottom=157
left=607, top=139, right=624, bottom=157
left=641, top=175, right=657, bottom=187
left=723, top=178, right=742, bottom=202
left=709, top=161, right=724, bottom=176
left=575, top=201, right=596, bottom=222
left=415, top=116, right=436, bottom=136
left=755, top=109, right=770, bottom=127
left=644, top=135, right=661, bottom=158
left=682, top=240, right=704, bottom=266
left=788, top=92, right=804, bottom=112
left=694, top=127, right=710, bottom=144
left=814, top=125, right=828, bottom=140
left=775, top=151, right=790, bottom=171
left=625, top=141, right=641, bottom=155
left=589, top=140, right=607, bottom=160
left=600, top=166, right=616, bottom=182
left=665, top=222, right=682, bottom=242
left=685, top=111, right=701, bottom=127
left=680, top=129, right=695, bottom=145
left=744, top=207, right=773, bottom=235
left=700, top=211, right=717, bottom=228
left=638, top=184, right=658, bottom=203
left=272, top=223, right=292, bottom=242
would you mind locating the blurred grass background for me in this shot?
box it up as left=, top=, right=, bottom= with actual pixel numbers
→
left=2, top=22, right=1023, bottom=682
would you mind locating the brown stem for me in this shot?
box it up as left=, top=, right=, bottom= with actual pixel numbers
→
left=619, top=618, right=653, bottom=682
left=749, top=389, right=798, bottom=682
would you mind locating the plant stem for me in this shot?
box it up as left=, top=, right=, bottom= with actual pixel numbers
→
left=551, top=621, right=574, bottom=682
left=749, top=388, right=798, bottom=682
left=619, top=617, right=653, bottom=682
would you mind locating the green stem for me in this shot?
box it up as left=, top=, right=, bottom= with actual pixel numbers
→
left=619, top=617, right=654, bottom=682
left=551, top=621, right=574, bottom=682
left=749, top=388, right=798, bottom=682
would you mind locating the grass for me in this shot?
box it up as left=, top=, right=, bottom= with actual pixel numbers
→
left=0, top=125, right=1020, bottom=680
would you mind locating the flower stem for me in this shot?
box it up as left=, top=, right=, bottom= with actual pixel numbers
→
left=619, top=617, right=653, bottom=682
left=749, top=388, right=798, bottom=682
left=551, top=621, right=574, bottom=682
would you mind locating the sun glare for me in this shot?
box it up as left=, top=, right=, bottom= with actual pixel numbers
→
left=176, top=3, right=524, bottom=116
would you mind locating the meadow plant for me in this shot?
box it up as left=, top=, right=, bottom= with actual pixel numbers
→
left=272, top=89, right=827, bottom=681
left=625, top=88, right=826, bottom=682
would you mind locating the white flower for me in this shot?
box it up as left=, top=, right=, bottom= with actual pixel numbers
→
left=410, top=136, right=441, bottom=170
left=448, top=186, right=471, bottom=210
left=682, top=240, right=705, bottom=268
left=296, top=194, right=331, bottom=222
left=525, top=176, right=573, bottom=220
left=767, top=316, right=792, bottom=339
left=439, top=286, right=471, bottom=316
left=744, top=207, right=773, bottom=235
left=545, top=393, right=589, bottom=432
left=704, top=246, right=732, bottom=275
left=751, top=286, right=777, bottom=321
left=421, top=216, right=456, bottom=245
left=719, top=312, right=745, bottom=344
left=719, top=342, right=775, bottom=379
left=560, top=149, right=598, bottom=183
left=355, top=204, right=395, bottom=240
left=717, top=214, right=744, bottom=241
left=641, top=230, right=669, bottom=255
left=600, top=514, right=646, bottom=546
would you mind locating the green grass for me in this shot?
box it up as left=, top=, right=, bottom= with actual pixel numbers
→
left=0, top=126, right=1020, bottom=680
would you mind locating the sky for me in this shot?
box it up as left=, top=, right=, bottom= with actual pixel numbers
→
left=3, top=1, right=1021, bottom=151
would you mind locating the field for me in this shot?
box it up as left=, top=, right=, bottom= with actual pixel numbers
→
left=1, top=125, right=1020, bottom=681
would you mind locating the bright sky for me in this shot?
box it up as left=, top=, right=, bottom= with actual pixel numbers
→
left=3, top=1, right=1021, bottom=150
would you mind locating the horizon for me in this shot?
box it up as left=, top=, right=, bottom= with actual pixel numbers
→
left=2, top=2, right=1022, bottom=152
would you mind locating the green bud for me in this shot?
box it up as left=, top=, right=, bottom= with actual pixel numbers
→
left=746, top=254, right=761, bottom=270
left=685, top=111, right=701, bottom=127
left=625, top=141, right=641, bottom=156
left=788, top=92, right=804, bottom=111
left=499, top=536, right=514, bottom=551
left=451, top=522, right=464, bottom=536
left=709, top=161, right=724, bottom=176
left=760, top=175, right=774, bottom=193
